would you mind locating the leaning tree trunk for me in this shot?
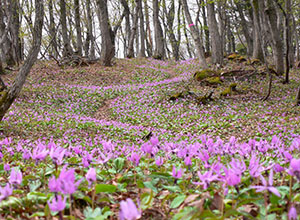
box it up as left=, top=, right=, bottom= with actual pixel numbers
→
left=60, top=0, right=73, bottom=56
left=265, top=0, right=284, bottom=75
left=181, top=0, right=207, bottom=67
left=206, top=0, right=223, bottom=65
left=74, top=0, right=83, bottom=56
left=0, top=0, right=44, bottom=122
left=97, top=0, right=115, bottom=66
left=153, top=0, right=165, bottom=59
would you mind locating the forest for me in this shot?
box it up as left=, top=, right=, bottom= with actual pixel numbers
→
left=0, top=0, right=300, bottom=219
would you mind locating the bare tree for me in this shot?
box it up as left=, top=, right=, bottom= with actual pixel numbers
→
left=181, top=0, right=207, bottom=67
left=74, top=0, right=83, bottom=55
left=0, top=0, right=44, bottom=122
left=60, top=0, right=73, bottom=56
left=206, top=0, right=223, bottom=65
left=97, top=0, right=115, bottom=66
left=153, top=0, right=165, bottom=59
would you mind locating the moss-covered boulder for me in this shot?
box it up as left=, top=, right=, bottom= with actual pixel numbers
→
left=247, top=58, right=261, bottom=65
left=169, top=92, right=184, bottom=101
left=196, top=91, right=214, bottom=105
left=194, top=69, right=217, bottom=81
left=204, top=77, right=222, bottom=87
left=220, top=83, right=238, bottom=97
left=228, top=53, right=246, bottom=63
left=228, top=53, right=240, bottom=60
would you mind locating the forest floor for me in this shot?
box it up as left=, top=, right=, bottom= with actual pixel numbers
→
left=0, top=57, right=300, bottom=219
left=1, top=57, right=300, bottom=144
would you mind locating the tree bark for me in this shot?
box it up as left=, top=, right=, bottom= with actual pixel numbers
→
left=164, top=0, right=180, bottom=60
left=181, top=0, right=207, bottom=67
left=74, top=0, right=83, bottom=56
left=138, top=0, right=146, bottom=57
left=48, top=0, right=58, bottom=58
left=120, top=0, right=131, bottom=56
left=84, top=0, right=95, bottom=59
left=206, top=1, right=223, bottom=65
left=0, top=0, right=44, bottom=122
left=144, top=0, right=152, bottom=57
left=250, top=0, right=264, bottom=61
left=97, top=0, right=115, bottom=66
left=127, top=0, right=139, bottom=58
left=265, top=0, right=284, bottom=75
left=152, top=0, right=165, bottom=59
left=236, top=1, right=253, bottom=56
left=60, top=0, right=73, bottom=56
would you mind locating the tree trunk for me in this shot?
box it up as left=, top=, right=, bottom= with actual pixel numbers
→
left=265, top=0, right=284, bottom=75
left=138, top=0, right=146, bottom=57
left=206, top=1, right=223, bottom=65
left=74, top=0, right=83, bottom=56
left=236, top=1, right=253, bottom=56
left=152, top=0, right=165, bottom=59
left=144, top=0, right=152, bottom=57
left=60, top=0, right=73, bottom=56
left=84, top=0, right=95, bottom=59
left=201, top=2, right=210, bottom=53
left=48, top=0, right=58, bottom=58
left=0, top=0, right=44, bottom=122
left=181, top=0, right=207, bottom=67
left=164, top=0, right=179, bottom=60
left=97, top=0, right=115, bottom=66
left=250, top=0, right=264, bottom=61
left=285, top=0, right=294, bottom=68
left=127, top=0, right=139, bottom=58
left=120, top=0, right=131, bottom=57
left=0, top=1, right=16, bottom=66
left=10, top=0, right=22, bottom=64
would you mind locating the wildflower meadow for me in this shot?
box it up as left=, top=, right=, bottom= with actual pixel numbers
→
left=0, top=58, right=300, bottom=219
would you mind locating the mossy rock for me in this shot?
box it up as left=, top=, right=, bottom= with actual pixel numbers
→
left=228, top=53, right=240, bottom=60
left=205, top=77, right=222, bottom=86
left=237, top=56, right=247, bottom=62
left=196, top=91, right=214, bottom=105
left=220, top=83, right=238, bottom=97
left=169, top=92, right=184, bottom=101
left=247, top=59, right=261, bottom=65
left=194, top=69, right=217, bottom=81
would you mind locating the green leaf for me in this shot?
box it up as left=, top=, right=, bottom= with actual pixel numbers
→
left=144, top=181, right=158, bottom=193
left=266, top=213, right=277, bottom=220
left=114, top=158, right=125, bottom=172
left=95, top=184, right=117, bottom=193
left=162, top=185, right=181, bottom=192
left=29, top=180, right=42, bottom=192
left=29, top=212, right=45, bottom=218
left=170, top=194, right=186, bottom=209
left=149, top=172, right=172, bottom=180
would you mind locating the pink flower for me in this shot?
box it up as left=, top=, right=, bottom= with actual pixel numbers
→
left=288, top=206, right=298, bottom=220
left=119, top=198, right=141, bottom=220
left=188, top=23, right=195, bottom=27
left=0, top=184, right=13, bottom=202
left=9, top=168, right=23, bottom=186
left=172, top=166, right=183, bottom=179
left=48, top=195, right=67, bottom=212
left=289, top=158, right=300, bottom=180
left=86, top=167, right=97, bottom=185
